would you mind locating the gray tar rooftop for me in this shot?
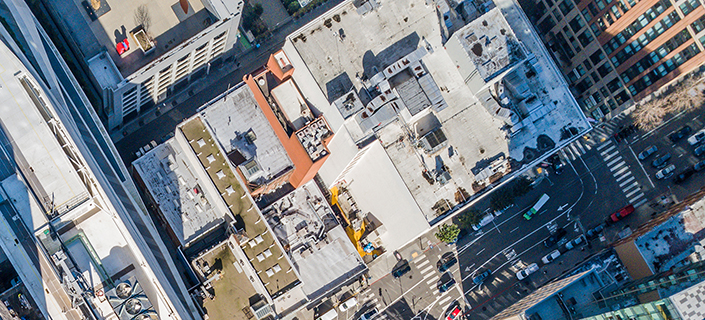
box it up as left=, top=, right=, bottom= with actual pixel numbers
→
left=133, top=83, right=292, bottom=246
left=261, top=180, right=366, bottom=300
left=53, top=0, right=225, bottom=79
left=286, top=0, right=589, bottom=221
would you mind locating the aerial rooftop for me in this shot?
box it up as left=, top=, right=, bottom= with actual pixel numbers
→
left=285, top=0, right=588, bottom=222
left=179, top=117, right=300, bottom=298
left=450, top=8, right=526, bottom=82
left=133, top=141, right=227, bottom=246
left=200, top=83, right=294, bottom=188
left=262, top=180, right=366, bottom=299
left=53, top=0, right=218, bottom=78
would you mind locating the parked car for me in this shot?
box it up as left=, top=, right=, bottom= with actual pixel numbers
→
left=472, top=269, right=492, bottom=286
left=543, top=228, right=568, bottom=247
left=687, top=128, right=705, bottom=146
left=586, top=224, right=605, bottom=240
left=652, top=153, right=672, bottom=168
left=437, top=253, right=458, bottom=272
left=610, top=204, right=635, bottom=222
left=392, top=261, right=411, bottom=278
left=541, top=250, right=561, bottom=264
left=339, top=297, right=358, bottom=312
left=516, top=263, right=539, bottom=280
left=565, top=236, right=585, bottom=250
left=695, top=160, right=705, bottom=171
left=655, top=164, right=676, bottom=179
left=674, top=168, right=696, bottom=184
left=438, top=273, right=457, bottom=293
left=445, top=303, right=462, bottom=320
left=472, top=213, right=495, bottom=231
left=669, top=125, right=692, bottom=143
left=694, top=145, right=705, bottom=157
left=637, top=145, right=658, bottom=160
left=359, top=308, right=379, bottom=320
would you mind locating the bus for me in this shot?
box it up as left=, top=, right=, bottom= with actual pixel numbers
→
left=524, top=194, right=550, bottom=220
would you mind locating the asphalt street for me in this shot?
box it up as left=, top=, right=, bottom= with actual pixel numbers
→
left=346, top=110, right=705, bottom=320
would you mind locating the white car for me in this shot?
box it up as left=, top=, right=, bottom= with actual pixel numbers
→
left=655, top=164, right=676, bottom=179
left=359, top=308, right=379, bottom=320
left=516, top=263, right=539, bottom=280
left=687, top=129, right=705, bottom=146
left=542, top=249, right=561, bottom=264
left=339, top=297, right=358, bottom=312
left=472, top=214, right=495, bottom=231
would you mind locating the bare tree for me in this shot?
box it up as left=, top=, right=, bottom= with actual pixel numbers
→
left=134, top=5, right=151, bottom=32
left=634, top=76, right=704, bottom=129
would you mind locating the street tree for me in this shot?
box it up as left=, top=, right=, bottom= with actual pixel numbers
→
left=458, top=209, right=482, bottom=230
left=435, top=223, right=460, bottom=243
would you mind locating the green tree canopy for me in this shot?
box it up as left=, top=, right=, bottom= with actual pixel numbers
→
left=435, top=223, right=460, bottom=243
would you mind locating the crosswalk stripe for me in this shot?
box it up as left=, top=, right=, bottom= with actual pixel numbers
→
left=563, top=148, right=576, bottom=161
left=610, top=161, right=627, bottom=172
left=438, top=295, right=453, bottom=307
left=420, top=265, right=434, bottom=275
left=609, top=161, right=627, bottom=172
left=614, top=166, right=629, bottom=176
left=426, top=275, right=440, bottom=284
left=601, top=145, right=616, bottom=156
left=625, top=187, right=641, bottom=198
left=629, top=193, right=645, bottom=204
left=415, top=259, right=430, bottom=268
left=618, top=176, right=636, bottom=187
left=633, top=198, right=648, bottom=208
left=606, top=156, right=623, bottom=167
left=575, top=141, right=586, bottom=153
left=597, top=142, right=613, bottom=151
left=622, top=180, right=639, bottom=192
left=616, top=172, right=633, bottom=182
left=570, top=144, right=581, bottom=156
left=603, top=151, right=619, bottom=161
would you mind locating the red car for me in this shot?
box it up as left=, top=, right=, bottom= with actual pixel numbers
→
left=446, top=305, right=462, bottom=320
left=610, top=204, right=634, bottom=222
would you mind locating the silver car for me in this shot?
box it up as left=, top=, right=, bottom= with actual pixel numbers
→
left=516, top=263, right=539, bottom=280
left=542, top=250, right=561, bottom=264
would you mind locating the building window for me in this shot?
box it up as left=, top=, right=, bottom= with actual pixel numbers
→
left=570, top=15, right=586, bottom=32
left=575, top=77, right=594, bottom=94
left=569, top=36, right=582, bottom=51
left=582, top=7, right=592, bottom=20
left=553, top=8, right=563, bottom=20
left=620, top=29, right=691, bottom=83
left=680, top=0, right=701, bottom=16
left=611, top=4, right=622, bottom=19
left=591, top=71, right=601, bottom=82
left=691, top=13, right=705, bottom=33
left=603, top=0, right=673, bottom=54
left=538, top=16, right=557, bottom=33
left=578, top=30, right=594, bottom=46
left=590, top=50, right=606, bottom=65
left=607, top=77, right=623, bottom=92
left=627, top=43, right=701, bottom=95
left=610, top=11, right=682, bottom=66
left=597, top=63, right=613, bottom=76
left=614, top=90, right=631, bottom=105
left=558, top=0, right=575, bottom=14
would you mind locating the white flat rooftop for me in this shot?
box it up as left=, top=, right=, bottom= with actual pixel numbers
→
left=0, top=52, right=88, bottom=213
left=262, top=181, right=366, bottom=299
left=286, top=0, right=590, bottom=222
left=133, top=141, right=226, bottom=246
left=200, top=84, right=293, bottom=186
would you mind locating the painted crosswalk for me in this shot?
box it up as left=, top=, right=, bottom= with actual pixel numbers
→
left=561, top=113, right=625, bottom=161
left=599, top=140, right=648, bottom=207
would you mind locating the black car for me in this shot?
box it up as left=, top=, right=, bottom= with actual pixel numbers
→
left=437, top=273, right=456, bottom=293
left=669, top=125, right=693, bottom=143
left=673, top=168, right=695, bottom=184
left=392, top=261, right=411, bottom=278
left=586, top=224, right=605, bottom=240
left=437, top=252, right=458, bottom=272
left=652, top=153, right=672, bottom=169
left=543, top=228, right=567, bottom=247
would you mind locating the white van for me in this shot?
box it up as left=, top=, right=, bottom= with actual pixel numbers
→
left=317, top=309, right=338, bottom=320
left=472, top=213, right=495, bottom=231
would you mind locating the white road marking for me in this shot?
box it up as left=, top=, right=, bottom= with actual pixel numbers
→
left=597, top=141, right=613, bottom=151
left=419, top=265, right=434, bottom=275
left=438, top=295, right=453, bottom=307
left=510, top=226, right=520, bottom=233
left=426, top=275, right=440, bottom=284
left=616, top=172, right=633, bottom=182
left=634, top=198, right=648, bottom=208
left=613, top=166, right=629, bottom=176
left=609, top=161, right=627, bottom=172
left=415, top=259, right=430, bottom=268
left=618, top=176, right=636, bottom=187
left=606, top=156, right=623, bottom=167
left=603, top=151, right=619, bottom=161
left=629, top=193, right=645, bottom=204
left=477, top=248, right=486, bottom=255
left=625, top=187, right=641, bottom=198
left=600, top=145, right=616, bottom=156
left=622, top=181, right=640, bottom=192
